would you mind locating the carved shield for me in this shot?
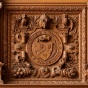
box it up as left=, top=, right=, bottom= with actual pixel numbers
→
left=33, top=41, right=53, bottom=61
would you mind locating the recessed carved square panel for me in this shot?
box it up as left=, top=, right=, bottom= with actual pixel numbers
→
left=2, top=5, right=87, bottom=85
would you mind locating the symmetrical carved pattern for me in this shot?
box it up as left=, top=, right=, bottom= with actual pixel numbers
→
left=2, top=5, right=87, bottom=85
left=11, top=13, right=79, bottom=79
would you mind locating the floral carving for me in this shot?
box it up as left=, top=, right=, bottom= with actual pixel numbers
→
left=2, top=4, right=87, bottom=85
left=51, top=66, right=78, bottom=78
left=12, top=61, right=36, bottom=78
left=12, top=51, right=36, bottom=78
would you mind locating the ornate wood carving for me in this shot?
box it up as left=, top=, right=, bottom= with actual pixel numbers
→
left=1, top=4, right=87, bottom=85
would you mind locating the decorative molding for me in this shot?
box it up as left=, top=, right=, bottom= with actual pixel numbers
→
left=3, top=5, right=85, bottom=12
left=86, top=2, right=88, bottom=82
left=81, top=7, right=87, bottom=82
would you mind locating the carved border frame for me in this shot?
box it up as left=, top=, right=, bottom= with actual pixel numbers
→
left=2, top=4, right=87, bottom=85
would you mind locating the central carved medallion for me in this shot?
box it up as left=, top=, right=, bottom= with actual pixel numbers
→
left=27, top=30, right=63, bottom=66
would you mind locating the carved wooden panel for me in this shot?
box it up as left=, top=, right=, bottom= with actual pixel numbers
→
left=1, top=4, right=87, bottom=85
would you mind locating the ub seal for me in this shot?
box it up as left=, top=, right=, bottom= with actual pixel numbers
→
left=27, top=30, right=63, bottom=66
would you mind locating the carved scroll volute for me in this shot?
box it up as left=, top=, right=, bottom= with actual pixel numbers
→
left=0, top=62, right=4, bottom=84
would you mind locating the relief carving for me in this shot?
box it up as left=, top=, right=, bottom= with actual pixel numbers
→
left=15, top=14, right=29, bottom=29
left=57, top=14, right=74, bottom=44
left=61, top=14, right=73, bottom=31
left=38, top=35, right=51, bottom=42
left=36, top=14, right=50, bottom=29
left=38, top=67, right=50, bottom=78
left=12, top=51, right=36, bottom=78
left=51, top=66, right=77, bottom=78
left=2, top=4, right=87, bottom=84
left=11, top=13, right=79, bottom=80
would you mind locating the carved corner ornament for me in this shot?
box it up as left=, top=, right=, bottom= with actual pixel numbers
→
left=0, top=62, right=4, bottom=84
left=2, top=5, right=87, bottom=85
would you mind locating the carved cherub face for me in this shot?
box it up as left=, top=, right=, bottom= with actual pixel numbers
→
left=38, top=14, right=49, bottom=29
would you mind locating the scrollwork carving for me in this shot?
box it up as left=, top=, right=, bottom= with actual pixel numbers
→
left=51, top=66, right=78, bottom=78
left=2, top=4, right=85, bottom=84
